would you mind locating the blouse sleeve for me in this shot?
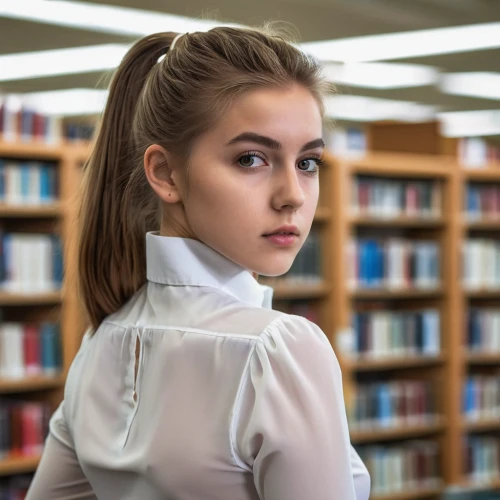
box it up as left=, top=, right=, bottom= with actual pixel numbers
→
left=232, top=315, right=370, bottom=500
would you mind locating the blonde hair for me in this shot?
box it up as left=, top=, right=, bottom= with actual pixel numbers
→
left=77, top=26, right=329, bottom=332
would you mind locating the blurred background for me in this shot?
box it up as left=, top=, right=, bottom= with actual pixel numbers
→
left=1, top=1, right=500, bottom=499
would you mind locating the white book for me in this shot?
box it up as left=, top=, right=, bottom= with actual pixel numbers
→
left=0, top=323, right=25, bottom=378
left=29, top=163, right=41, bottom=205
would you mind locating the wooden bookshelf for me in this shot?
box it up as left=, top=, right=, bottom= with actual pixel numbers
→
left=0, top=291, right=62, bottom=306
left=346, top=354, right=446, bottom=372
left=350, top=420, right=445, bottom=444
left=0, top=140, right=87, bottom=479
left=466, top=352, right=500, bottom=365
left=350, top=287, right=444, bottom=300
left=463, top=418, right=500, bottom=432
left=0, top=456, right=41, bottom=476
left=0, top=375, right=64, bottom=393
left=350, top=215, right=445, bottom=228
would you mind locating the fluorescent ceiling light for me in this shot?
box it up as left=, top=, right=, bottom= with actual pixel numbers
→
left=302, top=22, right=500, bottom=62
left=439, top=110, right=500, bottom=137
left=323, top=62, right=438, bottom=89
left=13, top=88, right=109, bottom=116
left=325, top=95, right=436, bottom=122
left=0, top=0, right=237, bottom=37
left=441, top=72, right=500, bottom=101
left=0, top=44, right=129, bottom=82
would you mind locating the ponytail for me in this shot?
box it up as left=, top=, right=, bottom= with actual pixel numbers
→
left=77, top=32, right=178, bottom=332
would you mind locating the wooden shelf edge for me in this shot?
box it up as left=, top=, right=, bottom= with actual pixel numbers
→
left=349, top=215, right=445, bottom=228
left=0, top=203, right=62, bottom=218
left=0, top=140, right=90, bottom=162
left=350, top=419, right=444, bottom=444
left=350, top=287, right=443, bottom=300
left=466, top=352, right=500, bottom=364
left=371, top=483, right=444, bottom=500
left=0, top=455, right=40, bottom=476
left=0, top=291, right=62, bottom=305
left=463, top=417, right=500, bottom=432
left=0, top=374, right=64, bottom=393
left=345, top=354, right=445, bottom=371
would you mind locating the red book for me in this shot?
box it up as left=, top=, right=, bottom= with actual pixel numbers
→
left=23, top=324, right=41, bottom=376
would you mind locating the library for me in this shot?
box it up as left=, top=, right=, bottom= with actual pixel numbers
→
left=1, top=1, right=500, bottom=499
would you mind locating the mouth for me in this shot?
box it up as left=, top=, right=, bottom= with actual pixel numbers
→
left=262, top=226, right=300, bottom=247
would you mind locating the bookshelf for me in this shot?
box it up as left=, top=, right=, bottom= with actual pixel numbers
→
left=0, top=140, right=87, bottom=479
left=326, top=121, right=500, bottom=498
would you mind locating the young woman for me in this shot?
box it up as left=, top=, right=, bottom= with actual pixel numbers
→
left=27, top=27, right=370, bottom=500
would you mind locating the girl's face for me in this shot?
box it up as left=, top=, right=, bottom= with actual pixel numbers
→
left=162, top=85, right=323, bottom=277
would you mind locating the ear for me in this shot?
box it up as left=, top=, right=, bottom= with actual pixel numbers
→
left=144, top=144, right=183, bottom=204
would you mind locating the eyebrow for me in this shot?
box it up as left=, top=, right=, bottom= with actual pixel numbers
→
left=227, top=132, right=325, bottom=153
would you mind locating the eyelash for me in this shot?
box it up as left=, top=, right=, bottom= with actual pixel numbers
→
left=236, top=150, right=324, bottom=175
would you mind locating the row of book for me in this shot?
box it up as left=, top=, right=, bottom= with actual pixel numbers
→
left=281, top=231, right=321, bottom=284
left=0, top=475, right=32, bottom=500
left=459, top=137, right=500, bottom=168
left=0, top=323, right=61, bottom=379
left=0, top=98, right=61, bottom=145
left=351, top=177, right=442, bottom=219
left=464, top=435, right=500, bottom=485
left=357, top=440, right=440, bottom=497
left=465, top=183, right=500, bottom=220
left=463, top=374, right=500, bottom=421
left=467, top=308, right=500, bottom=353
left=350, top=380, right=437, bottom=430
left=0, top=161, right=58, bottom=206
left=346, top=239, right=440, bottom=290
left=0, top=400, right=49, bottom=459
left=0, top=233, right=63, bottom=293
left=463, top=239, right=500, bottom=290
left=351, top=309, right=440, bottom=359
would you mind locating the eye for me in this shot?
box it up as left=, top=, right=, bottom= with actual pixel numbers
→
left=297, top=158, right=321, bottom=172
left=238, top=154, right=267, bottom=168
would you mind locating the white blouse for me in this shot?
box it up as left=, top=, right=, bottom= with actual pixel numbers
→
left=27, top=232, right=370, bottom=500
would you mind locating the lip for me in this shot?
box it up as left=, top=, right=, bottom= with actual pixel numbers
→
left=262, top=225, right=300, bottom=237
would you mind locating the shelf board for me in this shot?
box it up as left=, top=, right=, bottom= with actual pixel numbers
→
left=0, top=291, right=62, bottom=305
left=346, top=354, right=445, bottom=371
left=0, top=375, right=64, bottom=393
left=262, top=281, right=331, bottom=300
left=350, top=419, right=444, bottom=444
left=465, top=219, right=500, bottom=230
left=349, top=215, right=445, bottom=228
left=0, top=455, right=40, bottom=476
left=466, top=352, right=500, bottom=365
left=346, top=154, right=453, bottom=178
left=465, top=288, right=500, bottom=298
left=351, top=287, right=443, bottom=300
left=462, top=167, right=500, bottom=181
left=371, top=484, right=444, bottom=500
left=0, top=140, right=64, bottom=160
left=314, top=206, right=331, bottom=222
left=0, top=203, right=61, bottom=218
left=463, top=418, right=500, bottom=432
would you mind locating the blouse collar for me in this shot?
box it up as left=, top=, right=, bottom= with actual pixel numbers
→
left=146, top=232, right=273, bottom=308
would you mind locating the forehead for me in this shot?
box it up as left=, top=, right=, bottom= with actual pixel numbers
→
left=216, top=85, right=323, bottom=145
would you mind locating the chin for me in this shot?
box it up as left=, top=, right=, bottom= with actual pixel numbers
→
left=253, top=259, right=294, bottom=278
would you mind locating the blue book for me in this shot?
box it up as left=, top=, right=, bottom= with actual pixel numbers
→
left=378, top=383, right=392, bottom=426
left=20, top=164, right=30, bottom=202
left=1, top=234, right=11, bottom=285
left=40, top=323, right=61, bottom=375
left=51, top=235, right=64, bottom=286
left=0, top=161, right=4, bottom=203
left=463, top=378, right=476, bottom=416
left=40, top=165, right=49, bottom=203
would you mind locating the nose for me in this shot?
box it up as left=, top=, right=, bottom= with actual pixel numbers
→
left=271, top=163, right=305, bottom=212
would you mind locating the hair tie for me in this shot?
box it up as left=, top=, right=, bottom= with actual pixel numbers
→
left=170, top=32, right=188, bottom=51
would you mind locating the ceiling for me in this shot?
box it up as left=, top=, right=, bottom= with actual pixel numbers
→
left=0, top=0, right=499, bottom=124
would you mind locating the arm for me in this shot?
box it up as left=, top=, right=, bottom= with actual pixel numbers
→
left=26, top=404, right=97, bottom=500
left=233, top=315, right=370, bottom=500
